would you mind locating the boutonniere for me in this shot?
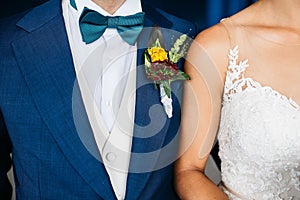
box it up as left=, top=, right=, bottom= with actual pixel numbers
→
left=144, top=27, right=191, bottom=118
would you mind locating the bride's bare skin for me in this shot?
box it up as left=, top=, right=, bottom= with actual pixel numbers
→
left=175, top=0, right=300, bottom=199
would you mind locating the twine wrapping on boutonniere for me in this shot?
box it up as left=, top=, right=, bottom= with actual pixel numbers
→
left=144, top=27, right=191, bottom=118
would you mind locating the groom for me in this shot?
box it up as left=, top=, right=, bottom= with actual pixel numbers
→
left=0, top=0, right=196, bottom=199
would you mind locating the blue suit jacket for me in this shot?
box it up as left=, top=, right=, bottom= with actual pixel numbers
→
left=0, top=0, right=197, bottom=199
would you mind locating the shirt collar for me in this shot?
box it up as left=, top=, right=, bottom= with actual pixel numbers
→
left=73, top=0, right=142, bottom=17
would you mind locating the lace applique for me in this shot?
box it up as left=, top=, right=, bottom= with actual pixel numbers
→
left=218, top=46, right=300, bottom=200
left=224, top=46, right=250, bottom=103
left=223, top=46, right=300, bottom=111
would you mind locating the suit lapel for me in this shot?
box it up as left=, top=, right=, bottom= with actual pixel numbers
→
left=126, top=6, right=175, bottom=199
left=12, top=0, right=115, bottom=199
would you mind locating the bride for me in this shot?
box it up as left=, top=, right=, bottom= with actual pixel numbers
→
left=175, top=0, right=300, bottom=199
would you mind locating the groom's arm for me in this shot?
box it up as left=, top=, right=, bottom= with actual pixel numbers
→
left=0, top=109, right=12, bottom=200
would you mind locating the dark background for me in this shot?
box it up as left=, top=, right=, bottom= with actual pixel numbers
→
left=1, top=0, right=256, bottom=30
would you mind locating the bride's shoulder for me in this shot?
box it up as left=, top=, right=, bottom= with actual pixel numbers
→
left=191, top=3, right=257, bottom=72
left=193, top=6, right=254, bottom=56
left=194, top=22, right=230, bottom=53
left=191, top=23, right=231, bottom=74
left=194, top=0, right=258, bottom=48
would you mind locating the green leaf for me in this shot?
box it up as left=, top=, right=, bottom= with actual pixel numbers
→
left=170, top=71, right=190, bottom=82
left=144, top=52, right=151, bottom=67
left=162, top=81, right=171, bottom=98
left=148, top=26, right=165, bottom=48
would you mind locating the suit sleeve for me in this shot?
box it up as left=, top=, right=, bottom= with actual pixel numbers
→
left=0, top=109, right=12, bottom=200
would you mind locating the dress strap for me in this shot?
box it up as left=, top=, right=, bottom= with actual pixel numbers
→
left=219, top=18, right=251, bottom=103
left=220, top=18, right=236, bottom=49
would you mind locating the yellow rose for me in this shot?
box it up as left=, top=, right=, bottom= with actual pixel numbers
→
left=147, top=47, right=168, bottom=62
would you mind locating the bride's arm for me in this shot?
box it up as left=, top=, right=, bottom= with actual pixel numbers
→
left=174, top=24, right=229, bottom=200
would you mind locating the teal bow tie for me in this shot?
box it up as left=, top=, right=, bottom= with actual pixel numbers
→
left=79, top=7, right=145, bottom=45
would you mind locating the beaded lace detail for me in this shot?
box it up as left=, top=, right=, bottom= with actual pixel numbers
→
left=218, top=46, right=300, bottom=199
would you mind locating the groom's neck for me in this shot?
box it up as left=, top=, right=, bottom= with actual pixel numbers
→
left=92, top=0, right=126, bottom=14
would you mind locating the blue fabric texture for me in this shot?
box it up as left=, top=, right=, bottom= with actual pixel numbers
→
left=0, top=0, right=197, bottom=199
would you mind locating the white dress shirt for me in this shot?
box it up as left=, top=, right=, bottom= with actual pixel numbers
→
left=62, top=0, right=141, bottom=199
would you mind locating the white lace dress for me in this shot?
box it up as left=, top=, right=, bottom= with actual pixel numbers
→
left=218, top=46, right=300, bottom=199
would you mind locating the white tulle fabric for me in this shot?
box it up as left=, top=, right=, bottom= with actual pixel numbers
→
left=218, top=46, right=300, bottom=199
